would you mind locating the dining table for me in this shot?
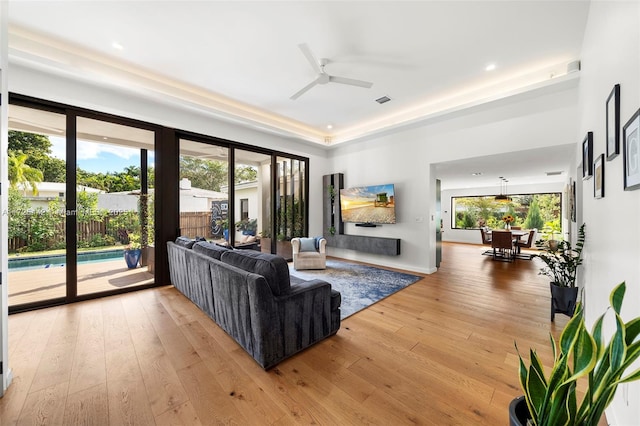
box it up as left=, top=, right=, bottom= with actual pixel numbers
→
left=487, top=229, right=531, bottom=253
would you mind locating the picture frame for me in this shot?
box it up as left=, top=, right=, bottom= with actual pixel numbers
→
left=606, top=84, right=620, bottom=160
left=582, top=132, right=593, bottom=180
left=623, top=108, right=640, bottom=191
left=570, top=180, right=576, bottom=222
left=594, top=153, right=604, bottom=198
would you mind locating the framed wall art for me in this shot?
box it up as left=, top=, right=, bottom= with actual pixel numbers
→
left=582, top=131, right=593, bottom=180
left=623, top=108, right=640, bottom=191
left=594, top=154, right=604, bottom=198
left=606, top=84, right=620, bottom=160
left=570, top=180, right=576, bottom=222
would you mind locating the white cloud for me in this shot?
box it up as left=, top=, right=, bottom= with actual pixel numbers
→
left=77, top=140, right=139, bottom=160
left=49, top=137, right=140, bottom=161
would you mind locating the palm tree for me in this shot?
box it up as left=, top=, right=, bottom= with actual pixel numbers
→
left=8, top=152, right=44, bottom=195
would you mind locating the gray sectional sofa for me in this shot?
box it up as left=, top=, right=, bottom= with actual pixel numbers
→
left=167, top=238, right=341, bottom=369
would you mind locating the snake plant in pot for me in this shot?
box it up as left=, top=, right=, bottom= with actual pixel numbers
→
left=533, top=223, right=585, bottom=321
left=510, top=282, right=640, bottom=426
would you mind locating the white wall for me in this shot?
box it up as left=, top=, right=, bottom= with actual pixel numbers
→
left=328, top=85, right=579, bottom=273
left=577, top=2, right=640, bottom=424
left=442, top=182, right=566, bottom=244
left=8, top=64, right=332, bottom=237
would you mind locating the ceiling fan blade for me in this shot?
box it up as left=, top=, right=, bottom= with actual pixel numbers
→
left=329, top=75, right=373, bottom=88
left=298, top=43, right=322, bottom=74
left=290, top=78, right=320, bottom=100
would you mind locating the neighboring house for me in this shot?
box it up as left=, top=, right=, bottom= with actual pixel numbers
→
left=21, top=181, right=103, bottom=210
left=96, top=178, right=231, bottom=213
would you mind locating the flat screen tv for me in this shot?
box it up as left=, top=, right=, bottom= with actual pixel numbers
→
left=339, top=184, right=396, bottom=224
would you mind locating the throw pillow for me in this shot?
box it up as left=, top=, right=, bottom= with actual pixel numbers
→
left=193, top=241, right=231, bottom=260
left=175, top=236, right=196, bottom=249
left=299, top=237, right=317, bottom=252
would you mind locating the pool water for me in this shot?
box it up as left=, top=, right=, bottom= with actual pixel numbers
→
left=8, top=249, right=124, bottom=271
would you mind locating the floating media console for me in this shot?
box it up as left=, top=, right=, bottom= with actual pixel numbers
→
left=323, top=173, right=401, bottom=256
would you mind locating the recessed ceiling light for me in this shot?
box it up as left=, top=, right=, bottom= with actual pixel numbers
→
left=471, top=172, right=483, bottom=176
left=485, top=63, right=496, bottom=71
left=112, top=41, right=124, bottom=50
left=326, top=124, right=333, bottom=130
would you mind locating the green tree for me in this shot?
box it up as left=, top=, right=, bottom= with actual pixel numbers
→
left=27, top=199, right=65, bottom=252
left=77, top=191, right=108, bottom=224
left=7, top=188, right=31, bottom=243
left=235, top=165, right=257, bottom=183
left=524, top=198, right=545, bottom=230
left=9, top=131, right=66, bottom=182
left=8, top=152, right=44, bottom=194
left=462, top=211, right=476, bottom=229
left=179, top=156, right=227, bottom=191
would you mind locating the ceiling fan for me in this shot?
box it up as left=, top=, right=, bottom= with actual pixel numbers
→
left=290, top=43, right=373, bottom=100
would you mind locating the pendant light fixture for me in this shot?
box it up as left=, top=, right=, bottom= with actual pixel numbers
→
left=495, top=177, right=512, bottom=202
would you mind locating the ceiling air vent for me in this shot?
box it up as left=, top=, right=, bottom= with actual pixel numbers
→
left=376, top=96, right=391, bottom=104
left=546, top=171, right=563, bottom=176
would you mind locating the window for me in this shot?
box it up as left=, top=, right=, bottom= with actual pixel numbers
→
left=240, top=198, right=249, bottom=221
left=451, top=193, right=561, bottom=232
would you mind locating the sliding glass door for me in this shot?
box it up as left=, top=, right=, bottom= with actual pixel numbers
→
left=75, top=117, right=155, bottom=296
left=234, top=149, right=271, bottom=251
left=7, top=105, right=67, bottom=306
left=275, top=156, right=307, bottom=258
left=7, top=101, right=158, bottom=311
left=178, top=139, right=229, bottom=243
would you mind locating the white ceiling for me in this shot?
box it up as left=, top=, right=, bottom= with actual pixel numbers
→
left=6, top=0, right=590, bottom=187
left=435, top=144, right=576, bottom=190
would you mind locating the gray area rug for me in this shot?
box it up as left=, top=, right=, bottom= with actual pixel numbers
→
left=289, top=259, right=422, bottom=319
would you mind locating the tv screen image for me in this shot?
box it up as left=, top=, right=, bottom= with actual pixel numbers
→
left=339, top=184, right=396, bottom=224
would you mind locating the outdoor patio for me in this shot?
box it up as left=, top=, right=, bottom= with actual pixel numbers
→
left=8, top=259, right=154, bottom=306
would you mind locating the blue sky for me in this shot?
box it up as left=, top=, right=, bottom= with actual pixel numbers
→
left=50, top=137, right=155, bottom=174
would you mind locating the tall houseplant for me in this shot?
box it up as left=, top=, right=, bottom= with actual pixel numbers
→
left=511, top=282, right=640, bottom=426
left=533, top=223, right=585, bottom=321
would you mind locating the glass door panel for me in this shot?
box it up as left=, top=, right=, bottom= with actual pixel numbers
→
left=7, top=105, right=67, bottom=307
left=275, top=156, right=307, bottom=259
left=234, top=150, right=271, bottom=252
left=76, top=117, right=155, bottom=296
left=178, top=139, right=229, bottom=244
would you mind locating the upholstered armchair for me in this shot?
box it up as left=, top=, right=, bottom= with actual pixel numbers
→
left=291, top=237, right=327, bottom=270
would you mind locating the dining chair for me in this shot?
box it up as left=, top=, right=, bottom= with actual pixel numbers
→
left=515, top=229, right=536, bottom=259
left=480, top=228, right=492, bottom=245
left=491, top=230, right=515, bottom=262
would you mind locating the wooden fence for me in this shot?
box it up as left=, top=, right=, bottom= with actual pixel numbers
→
left=9, top=211, right=214, bottom=252
left=179, top=211, right=214, bottom=239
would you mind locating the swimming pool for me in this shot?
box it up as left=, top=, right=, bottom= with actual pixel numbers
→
left=8, top=249, right=124, bottom=271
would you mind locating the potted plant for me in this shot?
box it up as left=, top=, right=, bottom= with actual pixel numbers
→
left=215, top=218, right=229, bottom=241
left=533, top=223, right=585, bottom=321
left=541, top=220, right=563, bottom=250
left=235, top=218, right=258, bottom=236
left=510, top=282, right=640, bottom=426
left=124, top=232, right=142, bottom=269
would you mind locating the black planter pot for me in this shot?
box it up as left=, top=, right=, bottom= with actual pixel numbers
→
left=550, top=282, right=579, bottom=322
left=509, top=396, right=530, bottom=426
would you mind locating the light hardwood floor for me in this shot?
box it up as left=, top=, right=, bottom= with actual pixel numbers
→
left=1, top=243, right=602, bottom=425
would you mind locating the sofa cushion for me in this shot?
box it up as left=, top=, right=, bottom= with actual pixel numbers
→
left=175, top=236, right=196, bottom=249
left=193, top=241, right=232, bottom=260
left=299, top=237, right=317, bottom=252
left=221, top=250, right=290, bottom=296
left=330, top=289, right=341, bottom=311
